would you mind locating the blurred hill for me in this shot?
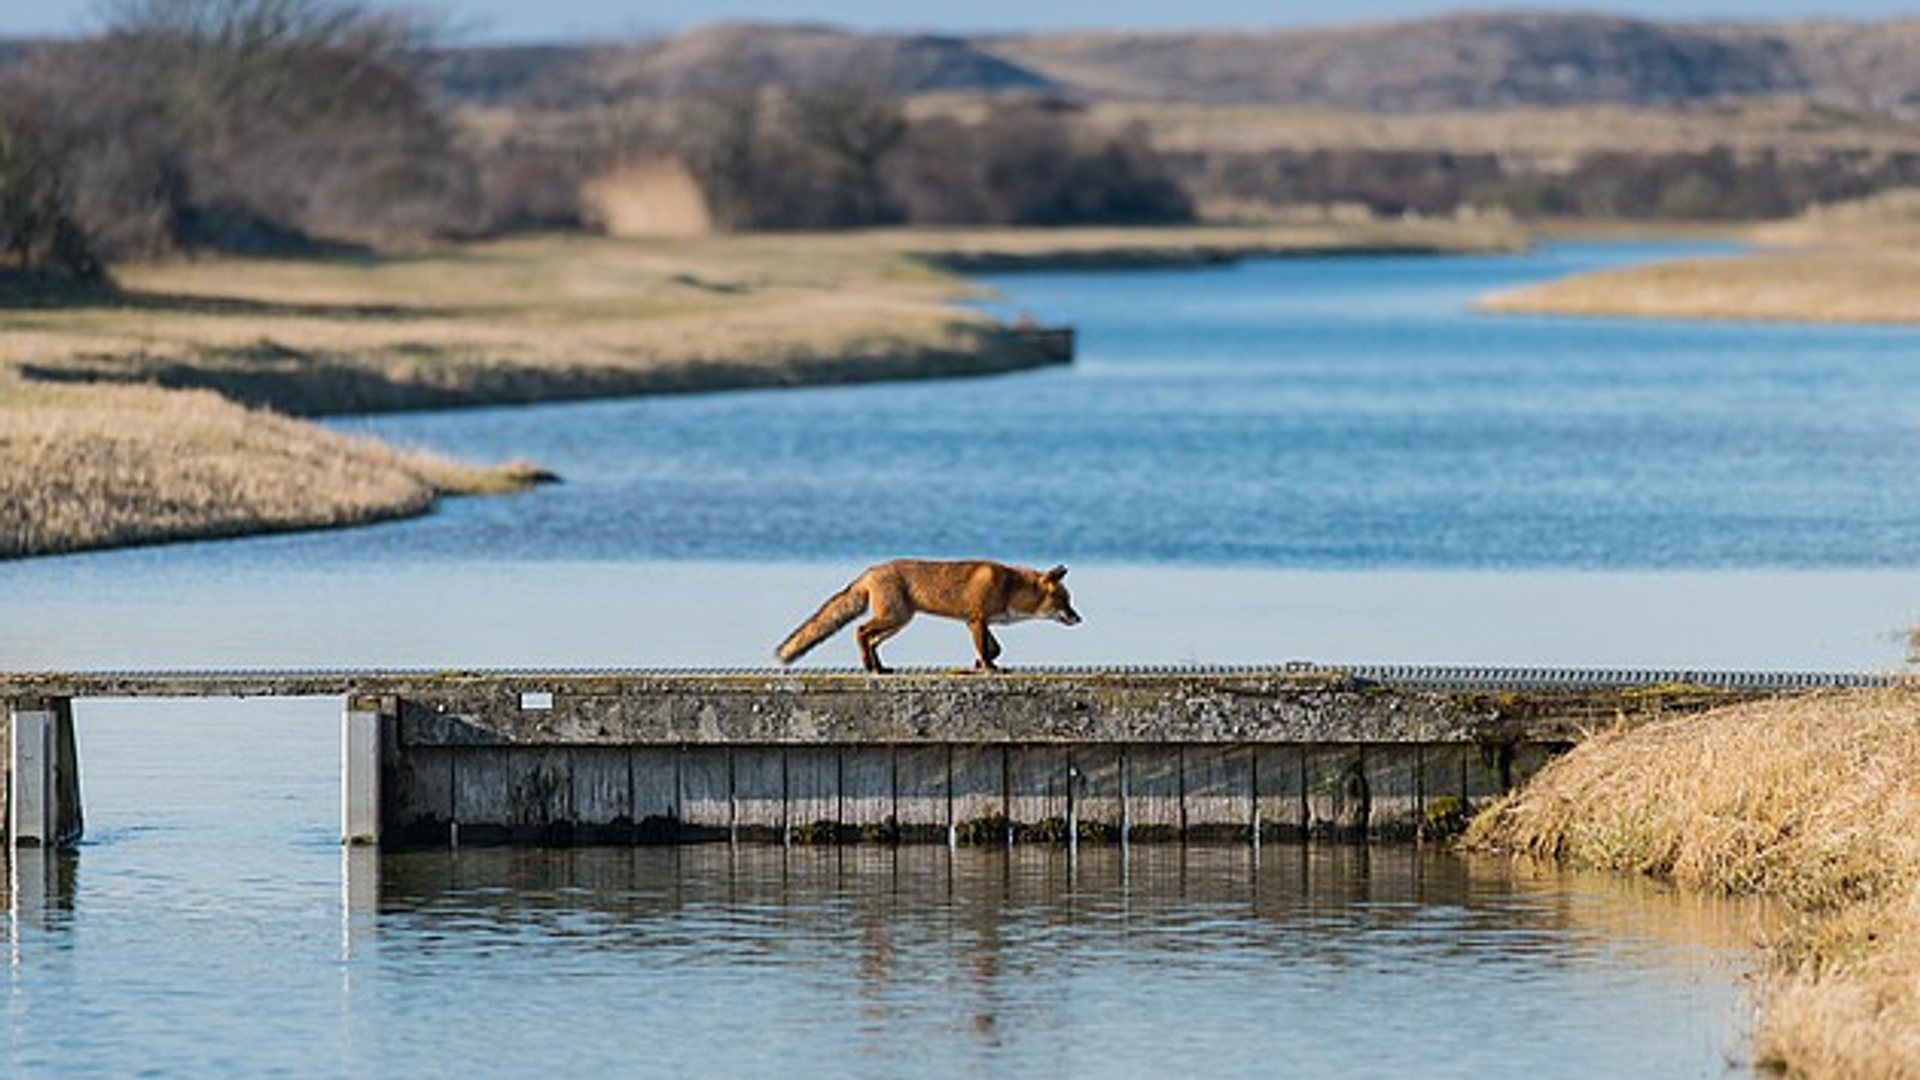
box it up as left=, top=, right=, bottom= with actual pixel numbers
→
left=407, top=15, right=1920, bottom=115
left=988, top=16, right=1920, bottom=114
left=418, top=24, right=1060, bottom=106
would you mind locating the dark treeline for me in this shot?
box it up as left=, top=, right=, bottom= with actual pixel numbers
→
left=670, top=79, right=1191, bottom=231
left=1189, top=145, right=1920, bottom=221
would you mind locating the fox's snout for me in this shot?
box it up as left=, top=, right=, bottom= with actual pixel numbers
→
left=1055, top=604, right=1082, bottom=626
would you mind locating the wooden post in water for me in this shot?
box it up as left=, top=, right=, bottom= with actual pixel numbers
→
left=342, top=695, right=393, bottom=846
left=7, top=697, right=83, bottom=849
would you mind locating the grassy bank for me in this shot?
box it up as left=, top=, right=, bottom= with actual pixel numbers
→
left=1478, top=189, right=1920, bottom=325
left=0, top=221, right=1518, bottom=560
left=1463, top=689, right=1920, bottom=1078
left=0, top=377, right=545, bottom=558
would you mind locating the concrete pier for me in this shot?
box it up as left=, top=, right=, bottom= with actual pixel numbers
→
left=5, top=697, right=83, bottom=849
left=0, top=666, right=1879, bottom=850
left=321, top=668, right=1780, bottom=848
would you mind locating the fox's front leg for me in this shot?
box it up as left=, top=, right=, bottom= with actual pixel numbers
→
left=970, top=620, right=1002, bottom=671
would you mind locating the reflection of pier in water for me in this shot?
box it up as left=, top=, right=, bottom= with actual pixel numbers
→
left=335, top=844, right=1763, bottom=1000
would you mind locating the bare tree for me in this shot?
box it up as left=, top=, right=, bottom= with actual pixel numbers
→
left=672, top=63, right=769, bottom=231
left=887, top=102, right=1192, bottom=226
left=12, top=0, right=477, bottom=259
left=789, top=76, right=906, bottom=225
left=0, top=94, right=104, bottom=283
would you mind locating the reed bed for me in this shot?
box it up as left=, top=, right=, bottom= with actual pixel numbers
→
left=1477, top=246, right=1920, bottom=325
left=1464, top=689, right=1920, bottom=1078
left=1479, top=187, right=1920, bottom=326
left=0, top=377, right=542, bottom=558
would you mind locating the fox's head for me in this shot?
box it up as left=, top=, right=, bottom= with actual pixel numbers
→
left=1039, top=564, right=1082, bottom=626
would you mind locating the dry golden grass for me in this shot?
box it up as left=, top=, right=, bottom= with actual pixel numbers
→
left=3, top=231, right=1093, bottom=417
left=884, top=219, right=1525, bottom=264
left=1479, top=245, right=1920, bottom=325
left=1465, top=689, right=1920, bottom=1079
left=10, top=226, right=1520, bottom=409
left=0, top=375, right=541, bottom=558
left=1755, top=187, right=1920, bottom=248
left=582, top=159, right=713, bottom=238
left=906, top=95, right=1920, bottom=165
left=1096, top=99, right=1920, bottom=161
left=1481, top=188, right=1920, bottom=325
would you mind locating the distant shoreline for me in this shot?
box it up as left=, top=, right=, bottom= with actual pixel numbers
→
left=1481, top=211, right=1920, bottom=326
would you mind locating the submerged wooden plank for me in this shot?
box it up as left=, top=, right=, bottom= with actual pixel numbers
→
left=786, top=747, right=840, bottom=841
left=1069, top=745, right=1123, bottom=840
left=387, top=745, right=455, bottom=846
left=893, top=745, right=950, bottom=840
left=451, top=748, right=512, bottom=837
left=510, top=748, right=573, bottom=838
left=731, top=748, right=785, bottom=841
left=1464, top=743, right=1512, bottom=805
left=1421, top=744, right=1469, bottom=808
left=1126, top=746, right=1182, bottom=841
left=840, top=747, right=896, bottom=838
left=1254, top=745, right=1305, bottom=839
left=1367, top=746, right=1422, bottom=839
left=1183, top=745, right=1253, bottom=840
left=1007, top=745, right=1071, bottom=840
left=1304, top=746, right=1368, bottom=839
left=572, top=748, right=633, bottom=829
left=950, top=745, right=1007, bottom=843
left=629, top=747, right=680, bottom=841
left=678, top=748, right=732, bottom=841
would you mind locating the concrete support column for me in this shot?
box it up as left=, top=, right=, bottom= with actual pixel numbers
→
left=342, top=695, right=393, bottom=846
left=8, top=698, right=83, bottom=849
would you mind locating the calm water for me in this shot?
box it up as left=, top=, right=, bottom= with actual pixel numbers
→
left=9, top=702, right=1761, bottom=1080
left=7, top=241, right=1920, bottom=670
left=314, top=239, right=1920, bottom=570
left=11, top=239, right=1917, bottom=1077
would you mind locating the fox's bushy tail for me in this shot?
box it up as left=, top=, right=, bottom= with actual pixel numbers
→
left=775, top=580, right=868, bottom=664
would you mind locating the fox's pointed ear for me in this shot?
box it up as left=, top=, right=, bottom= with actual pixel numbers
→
left=1046, top=564, right=1068, bottom=581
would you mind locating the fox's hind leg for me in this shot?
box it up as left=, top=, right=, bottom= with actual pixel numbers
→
left=856, top=611, right=910, bottom=674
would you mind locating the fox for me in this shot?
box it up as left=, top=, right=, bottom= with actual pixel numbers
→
left=776, top=559, right=1082, bottom=673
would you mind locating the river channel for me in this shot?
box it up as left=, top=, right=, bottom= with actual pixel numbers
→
left=11, top=239, right=1914, bottom=1076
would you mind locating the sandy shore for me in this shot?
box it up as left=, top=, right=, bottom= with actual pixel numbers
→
left=1465, top=689, right=1920, bottom=1078
left=0, top=221, right=1518, bottom=560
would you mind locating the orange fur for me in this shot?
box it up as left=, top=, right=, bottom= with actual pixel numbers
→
left=776, top=559, right=1081, bottom=673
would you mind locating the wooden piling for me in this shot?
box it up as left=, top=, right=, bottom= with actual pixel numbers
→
left=7, top=698, right=82, bottom=849
left=341, top=695, right=390, bottom=846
